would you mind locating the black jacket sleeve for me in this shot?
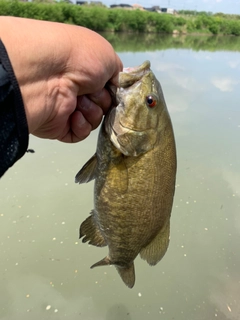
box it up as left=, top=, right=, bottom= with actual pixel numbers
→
left=0, top=39, right=29, bottom=178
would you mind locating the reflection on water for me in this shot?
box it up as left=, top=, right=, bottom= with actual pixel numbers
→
left=101, top=32, right=240, bottom=52
left=1, top=34, right=240, bottom=319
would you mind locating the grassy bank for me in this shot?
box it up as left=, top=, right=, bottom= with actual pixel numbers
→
left=1, top=1, right=240, bottom=35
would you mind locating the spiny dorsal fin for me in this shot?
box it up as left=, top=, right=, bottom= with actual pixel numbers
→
left=140, top=219, right=170, bottom=266
left=80, top=211, right=107, bottom=247
left=75, top=153, right=98, bottom=184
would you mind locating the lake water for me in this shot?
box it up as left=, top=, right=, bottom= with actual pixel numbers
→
left=1, top=34, right=240, bottom=320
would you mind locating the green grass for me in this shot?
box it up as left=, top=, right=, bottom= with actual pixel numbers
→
left=1, top=1, right=240, bottom=36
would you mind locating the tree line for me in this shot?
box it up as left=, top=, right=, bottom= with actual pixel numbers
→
left=103, top=32, right=240, bottom=52
left=1, top=0, right=240, bottom=36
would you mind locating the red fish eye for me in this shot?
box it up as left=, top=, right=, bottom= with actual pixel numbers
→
left=146, top=95, right=157, bottom=108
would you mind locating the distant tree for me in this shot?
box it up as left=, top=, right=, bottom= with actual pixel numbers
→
left=32, top=0, right=56, bottom=3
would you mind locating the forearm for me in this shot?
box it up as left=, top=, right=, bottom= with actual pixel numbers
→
left=0, top=39, right=28, bottom=178
left=0, top=16, right=58, bottom=133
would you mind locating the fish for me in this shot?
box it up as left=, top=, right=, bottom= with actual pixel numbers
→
left=75, top=61, right=177, bottom=288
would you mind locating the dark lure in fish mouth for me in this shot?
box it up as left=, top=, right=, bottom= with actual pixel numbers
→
left=75, top=60, right=177, bottom=288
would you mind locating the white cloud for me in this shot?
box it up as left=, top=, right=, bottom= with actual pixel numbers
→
left=155, top=62, right=185, bottom=72
left=228, top=60, right=240, bottom=69
left=211, top=77, right=239, bottom=92
left=154, top=61, right=205, bottom=92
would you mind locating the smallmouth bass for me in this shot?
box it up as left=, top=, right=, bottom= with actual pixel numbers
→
left=75, top=61, right=177, bottom=288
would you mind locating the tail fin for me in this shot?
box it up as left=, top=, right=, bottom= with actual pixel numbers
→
left=116, top=263, right=135, bottom=288
left=91, top=257, right=135, bottom=288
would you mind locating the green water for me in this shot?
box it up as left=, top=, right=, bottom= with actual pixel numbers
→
left=0, top=34, right=240, bottom=320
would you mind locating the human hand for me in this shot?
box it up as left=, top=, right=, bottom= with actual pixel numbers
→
left=0, top=17, right=122, bottom=142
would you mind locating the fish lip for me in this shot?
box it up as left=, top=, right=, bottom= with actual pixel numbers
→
left=119, top=61, right=151, bottom=88
left=122, top=60, right=150, bottom=74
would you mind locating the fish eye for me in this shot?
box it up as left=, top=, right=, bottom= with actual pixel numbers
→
left=146, top=95, right=157, bottom=108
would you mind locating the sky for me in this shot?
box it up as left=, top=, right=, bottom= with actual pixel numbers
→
left=101, top=0, right=240, bottom=15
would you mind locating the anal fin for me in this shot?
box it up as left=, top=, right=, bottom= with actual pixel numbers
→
left=140, top=219, right=170, bottom=266
left=80, top=211, right=107, bottom=247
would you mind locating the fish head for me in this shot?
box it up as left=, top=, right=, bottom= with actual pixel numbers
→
left=105, top=61, right=167, bottom=156
left=118, top=61, right=162, bottom=131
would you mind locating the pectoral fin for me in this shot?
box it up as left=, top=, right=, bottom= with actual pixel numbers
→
left=80, top=210, right=107, bottom=247
left=140, top=220, right=170, bottom=266
left=75, top=153, right=98, bottom=184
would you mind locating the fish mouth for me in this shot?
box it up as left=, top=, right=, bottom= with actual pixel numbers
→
left=107, top=60, right=151, bottom=112
left=122, top=60, right=150, bottom=74
left=106, top=60, right=153, bottom=136
left=119, top=60, right=151, bottom=88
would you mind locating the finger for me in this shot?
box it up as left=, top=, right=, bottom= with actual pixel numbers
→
left=60, top=110, right=92, bottom=143
left=76, top=95, right=103, bottom=130
left=87, top=87, right=113, bottom=115
left=110, top=54, right=123, bottom=87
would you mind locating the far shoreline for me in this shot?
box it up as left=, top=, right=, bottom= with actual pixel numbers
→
left=0, top=1, right=240, bottom=36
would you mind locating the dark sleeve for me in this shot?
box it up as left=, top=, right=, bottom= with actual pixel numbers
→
left=0, top=39, right=29, bottom=178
